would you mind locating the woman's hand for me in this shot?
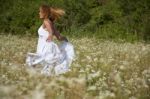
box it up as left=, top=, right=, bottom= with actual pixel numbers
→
left=46, top=34, right=52, bottom=42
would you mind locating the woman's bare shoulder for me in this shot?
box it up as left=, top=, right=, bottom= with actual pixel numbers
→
left=44, top=19, right=52, bottom=25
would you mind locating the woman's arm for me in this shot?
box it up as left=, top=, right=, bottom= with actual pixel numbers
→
left=44, top=19, right=68, bottom=42
left=43, top=19, right=54, bottom=42
left=52, top=24, right=68, bottom=42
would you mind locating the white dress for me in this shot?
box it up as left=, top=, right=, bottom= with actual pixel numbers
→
left=26, top=24, right=75, bottom=76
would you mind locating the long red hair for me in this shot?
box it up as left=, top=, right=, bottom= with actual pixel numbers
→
left=40, top=4, right=65, bottom=22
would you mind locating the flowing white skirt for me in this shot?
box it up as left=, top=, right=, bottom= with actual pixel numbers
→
left=26, top=41, right=75, bottom=76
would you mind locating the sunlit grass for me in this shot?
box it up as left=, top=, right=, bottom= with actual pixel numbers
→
left=0, top=34, right=150, bottom=99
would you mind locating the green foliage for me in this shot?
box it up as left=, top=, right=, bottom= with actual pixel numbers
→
left=0, top=0, right=149, bottom=42
left=116, top=0, right=150, bottom=41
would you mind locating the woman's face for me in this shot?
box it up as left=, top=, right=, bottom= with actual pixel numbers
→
left=39, top=8, right=44, bottom=19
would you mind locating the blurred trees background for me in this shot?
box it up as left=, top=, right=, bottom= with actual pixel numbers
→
left=0, top=0, right=149, bottom=42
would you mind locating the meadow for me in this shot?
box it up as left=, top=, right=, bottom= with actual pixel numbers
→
left=0, top=34, right=150, bottom=99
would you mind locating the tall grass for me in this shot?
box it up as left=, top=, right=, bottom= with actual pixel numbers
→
left=0, top=34, right=150, bottom=99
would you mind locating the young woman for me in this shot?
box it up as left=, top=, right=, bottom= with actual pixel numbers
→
left=26, top=4, right=75, bottom=76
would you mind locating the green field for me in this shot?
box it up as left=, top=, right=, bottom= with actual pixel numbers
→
left=0, top=35, right=150, bottom=99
